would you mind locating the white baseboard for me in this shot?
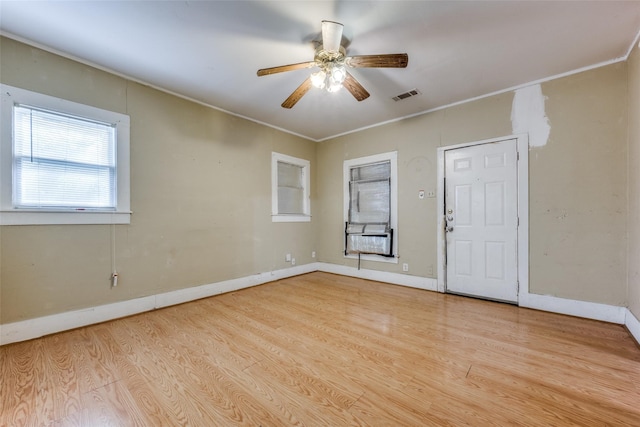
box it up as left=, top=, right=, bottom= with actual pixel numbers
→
left=316, top=262, right=438, bottom=292
left=154, top=263, right=319, bottom=309
left=519, top=291, right=626, bottom=324
left=0, top=262, right=318, bottom=346
left=625, top=309, right=640, bottom=345
left=0, top=295, right=157, bottom=346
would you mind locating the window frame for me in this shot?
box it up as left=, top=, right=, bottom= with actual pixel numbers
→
left=0, top=84, right=131, bottom=225
left=343, top=151, right=398, bottom=263
left=271, top=152, right=311, bottom=223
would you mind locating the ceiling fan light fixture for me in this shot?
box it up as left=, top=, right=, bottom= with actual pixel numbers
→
left=310, top=70, right=326, bottom=89
left=327, top=64, right=346, bottom=93
left=331, top=65, right=346, bottom=84
left=327, top=80, right=343, bottom=93
left=311, top=64, right=346, bottom=93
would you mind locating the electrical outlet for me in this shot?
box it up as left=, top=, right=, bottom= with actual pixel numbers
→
left=426, top=190, right=436, bottom=198
left=312, top=251, right=316, bottom=258
left=427, top=264, right=433, bottom=276
left=291, top=258, right=296, bottom=266
left=285, top=253, right=291, bottom=262
left=402, top=263, right=409, bottom=272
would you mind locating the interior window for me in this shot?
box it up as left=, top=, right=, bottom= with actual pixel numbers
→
left=271, top=152, right=310, bottom=222
left=0, top=84, right=130, bottom=225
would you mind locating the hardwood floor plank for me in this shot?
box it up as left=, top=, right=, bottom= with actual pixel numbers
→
left=1, top=340, right=41, bottom=427
left=241, top=360, right=367, bottom=426
left=80, top=380, right=152, bottom=426
left=2, top=272, right=639, bottom=426
left=347, top=384, right=440, bottom=426
left=70, top=328, right=122, bottom=395
left=40, top=333, right=83, bottom=424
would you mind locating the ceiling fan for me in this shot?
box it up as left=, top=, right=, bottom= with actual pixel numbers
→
left=257, top=20, right=409, bottom=108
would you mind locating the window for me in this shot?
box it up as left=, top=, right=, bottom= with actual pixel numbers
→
left=344, top=151, right=398, bottom=262
left=271, top=152, right=310, bottom=222
left=0, top=84, right=130, bottom=225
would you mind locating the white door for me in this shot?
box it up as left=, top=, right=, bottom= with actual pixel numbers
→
left=444, top=139, right=518, bottom=302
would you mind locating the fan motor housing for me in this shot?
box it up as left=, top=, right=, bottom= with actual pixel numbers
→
left=315, top=47, right=347, bottom=70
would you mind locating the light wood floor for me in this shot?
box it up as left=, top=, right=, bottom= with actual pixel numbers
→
left=1, top=272, right=639, bottom=426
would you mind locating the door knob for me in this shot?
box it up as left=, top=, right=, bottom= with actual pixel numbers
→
left=446, top=225, right=454, bottom=232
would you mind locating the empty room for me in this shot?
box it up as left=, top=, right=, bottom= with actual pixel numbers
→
left=1, top=1, right=640, bottom=425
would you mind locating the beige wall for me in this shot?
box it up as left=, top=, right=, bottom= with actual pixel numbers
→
left=530, top=64, right=628, bottom=305
left=318, top=63, right=628, bottom=306
left=627, top=44, right=640, bottom=320
left=0, top=37, right=317, bottom=323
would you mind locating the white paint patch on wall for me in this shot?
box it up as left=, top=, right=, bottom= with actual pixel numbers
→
left=511, top=84, right=551, bottom=147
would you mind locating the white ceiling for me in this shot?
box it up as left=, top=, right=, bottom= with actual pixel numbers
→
left=1, top=1, right=639, bottom=141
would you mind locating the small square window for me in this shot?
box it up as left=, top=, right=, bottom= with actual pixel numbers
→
left=272, top=152, right=310, bottom=222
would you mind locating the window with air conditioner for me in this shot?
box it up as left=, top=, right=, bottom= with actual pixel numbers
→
left=344, top=151, right=397, bottom=262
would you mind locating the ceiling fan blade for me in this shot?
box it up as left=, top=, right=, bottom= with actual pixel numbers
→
left=346, top=53, right=409, bottom=68
left=343, top=72, right=370, bottom=102
left=257, top=61, right=316, bottom=77
left=321, top=20, right=343, bottom=53
left=281, top=77, right=313, bottom=109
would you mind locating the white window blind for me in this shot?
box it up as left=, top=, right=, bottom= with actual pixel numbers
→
left=277, top=161, right=304, bottom=214
left=349, top=162, right=391, bottom=224
left=13, top=105, right=116, bottom=209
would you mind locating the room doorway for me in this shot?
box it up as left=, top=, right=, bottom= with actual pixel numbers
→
left=436, top=135, right=529, bottom=303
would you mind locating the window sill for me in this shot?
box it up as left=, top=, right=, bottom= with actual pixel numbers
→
left=344, top=253, right=398, bottom=264
left=272, top=214, right=311, bottom=223
left=0, top=210, right=131, bottom=225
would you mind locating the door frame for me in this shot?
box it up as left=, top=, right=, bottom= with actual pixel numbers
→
left=436, top=134, right=529, bottom=302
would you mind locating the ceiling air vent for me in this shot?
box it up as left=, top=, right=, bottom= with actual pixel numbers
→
left=392, top=89, right=420, bottom=102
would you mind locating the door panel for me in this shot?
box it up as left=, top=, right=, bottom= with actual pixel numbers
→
left=485, top=181, right=505, bottom=226
left=454, top=240, right=473, bottom=276
left=485, top=241, right=505, bottom=280
left=445, top=139, right=518, bottom=302
left=455, top=185, right=472, bottom=225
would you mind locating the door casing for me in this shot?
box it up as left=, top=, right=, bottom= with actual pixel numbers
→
left=436, top=134, right=529, bottom=301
